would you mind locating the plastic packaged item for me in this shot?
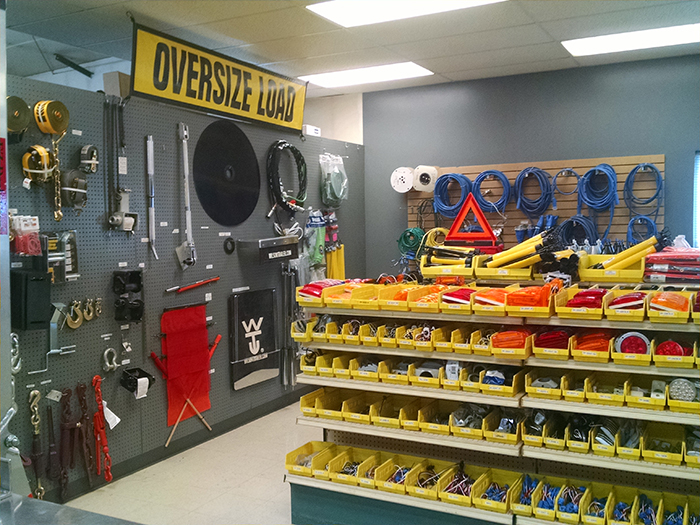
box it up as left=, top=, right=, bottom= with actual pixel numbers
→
left=577, top=331, right=613, bottom=353
left=441, top=287, right=476, bottom=304
left=535, top=330, right=570, bottom=349
left=656, top=340, right=693, bottom=356
left=320, top=152, right=349, bottom=208
left=649, top=292, right=690, bottom=312
left=491, top=329, right=531, bottom=349
left=566, top=289, right=607, bottom=309
left=615, top=332, right=651, bottom=355
left=298, top=279, right=344, bottom=298
left=473, top=288, right=508, bottom=307
left=608, top=292, right=646, bottom=310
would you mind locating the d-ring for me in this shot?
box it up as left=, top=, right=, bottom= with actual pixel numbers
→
left=83, top=298, right=95, bottom=321
left=65, top=300, right=84, bottom=329
left=103, top=348, right=119, bottom=372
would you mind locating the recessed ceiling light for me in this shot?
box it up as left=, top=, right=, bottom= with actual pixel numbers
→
left=300, top=62, right=433, bottom=88
left=562, top=23, right=700, bottom=57
left=306, top=0, right=507, bottom=28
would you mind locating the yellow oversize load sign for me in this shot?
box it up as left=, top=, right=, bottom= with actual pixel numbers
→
left=130, top=25, right=307, bottom=131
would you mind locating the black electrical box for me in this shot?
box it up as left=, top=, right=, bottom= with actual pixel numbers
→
left=236, top=235, right=299, bottom=264
left=11, top=270, right=52, bottom=330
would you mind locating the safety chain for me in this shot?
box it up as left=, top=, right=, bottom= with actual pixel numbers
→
left=51, top=130, right=67, bottom=221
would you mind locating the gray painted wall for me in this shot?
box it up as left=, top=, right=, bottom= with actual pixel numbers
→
left=363, top=55, right=700, bottom=278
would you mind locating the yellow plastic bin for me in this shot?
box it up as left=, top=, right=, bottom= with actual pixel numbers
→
left=491, top=333, right=533, bottom=359
left=543, top=421, right=566, bottom=451
left=555, top=286, right=611, bottom=320
left=299, top=387, right=330, bottom=417
left=580, top=483, right=614, bottom=525
left=437, top=464, right=488, bottom=507
left=408, top=287, right=442, bottom=313
left=433, top=326, right=455, bottom=353
left=578, top=253, right=645, bottom=283
left=313, top=445, right=349, bottom=480
left=291, top=318, right=317, bottom=343
left=603, top=287, right=648, bottom=322
left=586, top=372, right=628, bottom=407
left=349, top=357, right=380, bottom=382
left=533, top=335, right=573, bottom=361
left=484, top=410, right=521, bottom=445
left=624, top=377, right=667, bottom=411
left=375, top=454, right=424, bottom=495
left=556, top=482, right=591, bottom=524
left=611, top=338, right=654, bottom=367
left=377, top=324, right=398, bottom=348
left=439, top=285, right=476, bottom=315
left=341, top=392, right=384, bottom=425
left=418, top=400, right=459, bottom=435
left=341, top=322, right=361, bottom=345
left=356, top=451, right=394, bottom=489
left=358, top=323, right=379, bottom=345
left=405, top=459, right=455, bottom=500
left=326, top=321, right=343, bottom=342
left=532, top=476, right=568, bottom=521
left=378, top=359, right=412, bottom=385
left=285, top=441, right=334, bottom=477
left=571, top=336, right=613, bottom=364
left=525, top=370, right=567, bottom=400
left=471, top=284, right=518, bottom=317
left=408, top=362, right=444, bottom=389
left=333, top=354, right=352, bottom=379
left=370, top=395, right=417, bottom=429
left=441, top=366, right=467, bottom=391
left=609, top=486, right=639, bottom=525
left=451, top=408, right=494, bottom=440
left=520, top=420, right=544, bottom=448
left=617, top=427, right=644, bottom=461
left=315, top=389, right=347, bottom=420
left=505, top=291, right=555, bottom=319
left=349, top=285, right=381, bottom=310
left=328, top=447, right=380, bottom=486
left=653, top=340, right=697, bottom=369
left=562, top=372, right=587, bottom=403
left=565, top=424, right=591, bottom=454
left=316, top=353, right=338, bottom=378
left=300, top=350, right=324, bottom=376
left=474, top=254, right=533, bottom=281
left=401, top=399, right=433, bottom=431
left=377, top=284, right=417, bottom=311
left=396, top=325, right=416, bottom=349
left=479, top=368, right=525, bottom=397
left=631, top=490, right=663, bottom=525
left=591, top=428, right=617, bottom=457
left=451, top=327, right=473, bottom=354
left=472, top=468, right=522, bottom=513
left=470, top=330, right=492, bottom=356
left=461, top=368, right=483, bottom=393
left=324, top=284, right=359, bottom=309
left=641, top=424, right=684, bottom=466
left=647, top=290, right=692, bottom=324
left=661, top=493, right=688, bottom=525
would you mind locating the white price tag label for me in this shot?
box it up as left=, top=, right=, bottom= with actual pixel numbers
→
left=118, top=261, right=128, bottom=268
left=219, top=232, right=232, bottom=237
left=121, top=358, right=131, bottom=365
left=72, top=129, right=83, bottom=136
left=160, top=221, right=168, bottom=227
left=22, top=178, right=32, bottom=189
left=46, top=390, right=63, bottom=402
left=121, top=324, right=130, bottom=330
left=205, top=292, right=212, bottom=302
left=172, top=228, right=180, bottom=234
left=141, top=237, right=149, bottom=243
left=118, top=157, right=128, bottom=175
left=206, top=316, right=213, bottom=321
left=206, top=264, right=213, bottom=270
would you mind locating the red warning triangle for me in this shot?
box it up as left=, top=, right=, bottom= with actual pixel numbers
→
left=446, top=193, right=498, bottom=243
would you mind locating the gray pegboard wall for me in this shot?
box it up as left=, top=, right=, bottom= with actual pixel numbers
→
left=6, top=75, right=366, bottom=501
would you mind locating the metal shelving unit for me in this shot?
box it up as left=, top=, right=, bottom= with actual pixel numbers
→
left=521, top=446, right=700, bottom=480
left=528, top=316, right=699, bottom=333
left=297, top=416, right=523, bottom=457
left=303, top=306, right=525, bottom=325
left=297, top=374, right=523, bottom=408
left=285, top=475, right=514, bottom=525
left=521, top=397, right=700, bottom=425
left=306, top=341, right=523, bottom=366
left=525, top=357, right=700, bottom=378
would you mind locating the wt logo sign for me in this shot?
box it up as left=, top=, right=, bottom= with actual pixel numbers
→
left=242, top=317, right=264, bottom=355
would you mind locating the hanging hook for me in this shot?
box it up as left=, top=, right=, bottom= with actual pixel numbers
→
left=65, top=300, right=84, bottom=329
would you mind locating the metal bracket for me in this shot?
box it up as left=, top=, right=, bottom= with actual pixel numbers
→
left=108, top=188, right=138, bottom=232
left=27, top=304, right=76, bottom=375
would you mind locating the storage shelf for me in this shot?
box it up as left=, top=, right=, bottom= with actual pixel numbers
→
left=528, top=316, right=699, bottom=333
left=296, top=374, right=523, bottom=407
left=521, top=397, right=700, bottom=425
left=305, top=341, right=523, bottom=366
left=303, top=307, right=524, bottom=325
left=285, top=474, right=514, bottom=525
left=525, top=357, right=700, bottom=378
left=521, top=445, right=699, bottom=480
left=296, top=416, right=523, bottom=457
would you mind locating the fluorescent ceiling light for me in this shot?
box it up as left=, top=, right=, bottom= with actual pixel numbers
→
left=562, top=23, right=700, bottom=57
left=307, top=0, right=507, bottom=28
left=300, top=62, right=433, bottom=88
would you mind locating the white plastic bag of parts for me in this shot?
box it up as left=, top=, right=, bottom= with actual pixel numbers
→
left=319, top=153, right=349, bottom=208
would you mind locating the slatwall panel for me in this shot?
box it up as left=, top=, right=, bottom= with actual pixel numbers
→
left=407, top=155, right=665, bottom=247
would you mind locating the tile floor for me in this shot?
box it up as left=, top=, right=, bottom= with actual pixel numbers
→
left=67, top=403, right=322, bottom=525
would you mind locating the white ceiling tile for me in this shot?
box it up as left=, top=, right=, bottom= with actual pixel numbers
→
left=515, top=0, right=685, bottom=23
left=443, top=57, right=579, bottom=82
left=203, top=6, right=340, bottom=44
left=345, top=2, right=535, bottom=46
left=305, top=73, right=453, bottom=97
left=571, top=43, right=700, bottom=67
left=245, top=30, right=377, bottom=61
left=7, top=38, right=108, bottom=77
left=6, top=0, right=127, bottom=27
left=211, top=44, right=277, bottom=66
left=261, top=47, right=405, bottom=77
left=6, top=29, right=35, bottom=48
left=120, top=0, right=291, bottom=30
left=83, top=38, right=133, bottom=61
left=540, top=1, right=700, bottom=40
left=164, top=26, right=247, bottom=52
left=387, top=24, right=553, bottom=61
left=417, top=42, right=570, bottom=74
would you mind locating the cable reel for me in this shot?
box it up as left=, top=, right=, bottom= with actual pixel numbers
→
left=7, top=95, right=32, bottom=142
left=22, top=145, right=56, bottom=184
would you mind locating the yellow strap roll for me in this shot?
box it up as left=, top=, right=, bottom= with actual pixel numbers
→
left=34, top=100, right=70, bottom=134
left=607, top=245, right=656, bottom=270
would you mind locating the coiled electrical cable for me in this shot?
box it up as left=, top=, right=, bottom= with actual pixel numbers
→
left=578, top=163, right=619, bottom=239
left=397, top=227, right=425, bottom=255
left=553, top=168, right=580, bottom=196
left=514, top=167, right=554, bottom=220
left=266, top=140, right=307, bottom=214
left=473, top=170, right=511, bottom=213
left=627, top=216, right=658, bottom=244
left=623, top=163, right=663, bottom=222
left=558, top=214, right=599, bottom=245
left=433, top=173, right=472, bottom=218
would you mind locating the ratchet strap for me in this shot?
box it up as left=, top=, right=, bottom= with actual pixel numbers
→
left=34, top=100, right=70, bottom=134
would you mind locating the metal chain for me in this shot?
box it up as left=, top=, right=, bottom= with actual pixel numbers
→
left=29, top=390, right=41, bottom=433
left=10, top=332, right=21, bottom=374
left=51, top=130, right=67, bottom=221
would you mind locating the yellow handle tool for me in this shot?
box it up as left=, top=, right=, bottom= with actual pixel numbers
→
left=491, top=233, right=547, bottom=262
left=607, top=245, right=656, bottom=270
left=595, top=236, right=658, bottom=268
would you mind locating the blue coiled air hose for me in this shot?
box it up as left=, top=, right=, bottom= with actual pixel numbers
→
left=553, top=168, right=580, bottom=196
left=627, top=216, right=658, bottom=244
left=433, top=173, right=472, bottom=218
left=473, top=170, right=511, bottom=213
left=578, top=163, right=619, bottom=240
left=514, top=167, right=554, bottom=220
left=624, top=163, right=663, bottom=222
left=558, top=214, right=599, bottom=245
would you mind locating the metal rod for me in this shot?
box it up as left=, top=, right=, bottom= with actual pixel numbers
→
left=146, top=135, right=158, bottom=259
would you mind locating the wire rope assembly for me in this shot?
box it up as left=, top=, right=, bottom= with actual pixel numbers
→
left=433, top=173, right=472, bottom=218
left=473, top=170, right=511, bottom=214
left=577, top=163, right=619, bottom=240
left=514, top=167, right=554, bottom=221
left=266, top=140, right=307, bottom=238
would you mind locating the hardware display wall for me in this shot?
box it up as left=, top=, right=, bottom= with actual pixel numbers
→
left=6, top=75, right=366, bottom=500
left=407, top=155, right=665, bottom=248
left=363, top=55, right=700, bottom=277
